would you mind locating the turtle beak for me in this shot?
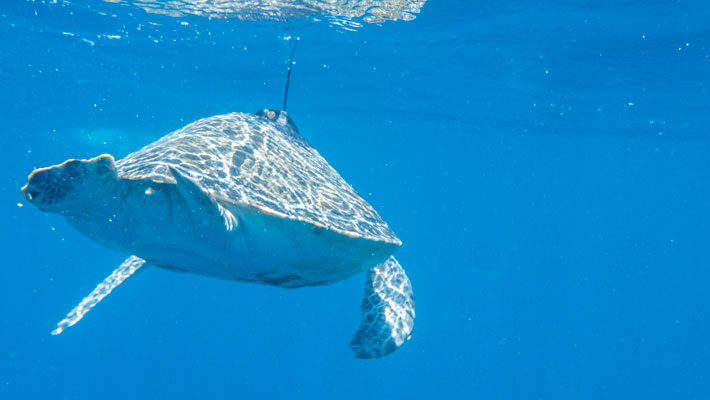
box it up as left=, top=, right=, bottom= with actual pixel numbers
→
left=20, top=182, right=37, bottom=202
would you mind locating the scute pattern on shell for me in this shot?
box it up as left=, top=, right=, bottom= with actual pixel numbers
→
left=115, top=111, right=400, bottom=244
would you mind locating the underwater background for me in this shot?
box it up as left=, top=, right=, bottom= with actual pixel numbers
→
left=1, top=0, right=709, bottom=398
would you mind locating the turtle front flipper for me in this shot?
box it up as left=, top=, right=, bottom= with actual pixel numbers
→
left=169, top=166, right=238, bottom=231
left=52, top=255, right=147, bottom=335
left=350, top=256, right=415, bottom=358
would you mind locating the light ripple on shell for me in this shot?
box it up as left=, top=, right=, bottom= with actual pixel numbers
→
left=116, top=112, right=400, bottom=245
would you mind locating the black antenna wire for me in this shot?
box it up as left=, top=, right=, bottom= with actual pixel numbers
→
left=283, top=37, right=298, bottom=111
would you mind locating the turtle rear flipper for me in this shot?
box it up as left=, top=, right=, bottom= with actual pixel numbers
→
left=351, top=257, right=415, bottom=358
left=52, top=256, right=147, bottom=335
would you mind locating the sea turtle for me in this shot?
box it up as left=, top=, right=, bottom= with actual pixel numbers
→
left=21, top=110, right=414, bottom=358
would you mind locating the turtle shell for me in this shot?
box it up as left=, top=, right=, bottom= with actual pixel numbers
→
left=116, top=110, right=400, bottom=245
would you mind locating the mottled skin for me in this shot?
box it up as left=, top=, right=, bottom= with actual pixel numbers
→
left=22, top=110, right=415, bottom=358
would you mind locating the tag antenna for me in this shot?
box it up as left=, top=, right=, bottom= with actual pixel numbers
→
left=283, top=37, right=299, bottom=111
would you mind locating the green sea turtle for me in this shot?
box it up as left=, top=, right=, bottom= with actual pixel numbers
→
left=21, top=110, right=414, bottom=358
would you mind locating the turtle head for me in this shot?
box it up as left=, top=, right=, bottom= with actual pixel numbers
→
left=22, top=154, right=178, bottom=254
left=22, top=154, right=118, bottom=215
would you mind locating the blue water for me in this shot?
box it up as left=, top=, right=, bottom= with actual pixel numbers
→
left=2, top=0, right=709, bottom=398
